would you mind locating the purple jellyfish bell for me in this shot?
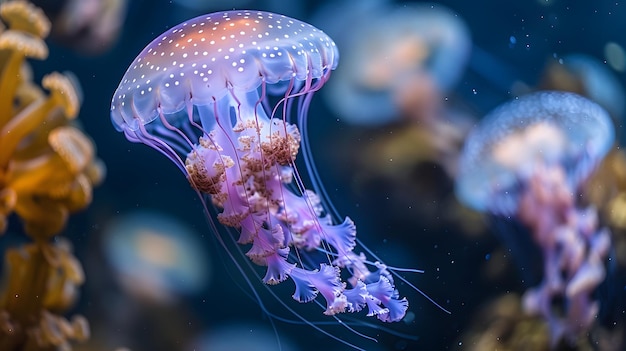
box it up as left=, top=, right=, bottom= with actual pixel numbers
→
left=110, top=10, right=433, bottom=349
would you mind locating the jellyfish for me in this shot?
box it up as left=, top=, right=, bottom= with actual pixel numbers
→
left=31, top=0, right=129, bottom=55
left=455, top=91, right=614, bottom=346
left=318, top=2, right=471, bottom=126
left=110, top=10, right=431, bottom=349
left=102, top=210, right=210, bottom=304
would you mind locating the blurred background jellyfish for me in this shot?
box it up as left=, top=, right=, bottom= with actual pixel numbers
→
left=109, top=10, right=434, bottom=349
left=319, top=1, right=471, bottom=126
left=31, top=0, right=129, bottom=55
left=102, top=210, right=210, bottom=304
left=455, top=91, right=614, bottom=347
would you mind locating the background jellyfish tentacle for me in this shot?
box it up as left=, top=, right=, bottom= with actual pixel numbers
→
left=109, top=9, right=439, bottom=349
left=455, top=91, right=615, bottom=347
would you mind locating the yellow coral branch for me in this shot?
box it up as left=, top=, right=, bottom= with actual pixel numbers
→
left=14, top=196, right=69, bottom=238
left=0, top=30, right=48, bottom=129
left=0, top=2, right=101, bottom=350
left=0, top=72, right=79, bottom=168
left=0, top=1, right=49, bottom=38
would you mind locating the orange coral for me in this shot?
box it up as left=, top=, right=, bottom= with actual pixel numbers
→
left=0, top=0, right=104, bottom=238
left=0, top=1, right=104, bottom=350
left=0, top=240, right=90, bottom=350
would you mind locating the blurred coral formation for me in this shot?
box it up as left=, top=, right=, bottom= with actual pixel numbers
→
left=587, top=150, right=626, bottom=270
left=0, top=1, right=104, bottom=350
left=461, top=293, right=624, bottom=351
left=460, top=294, right=551, bottom=351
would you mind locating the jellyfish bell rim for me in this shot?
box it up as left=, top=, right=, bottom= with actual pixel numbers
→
left=110, top=9, right=339, bottom=132
left=455, top=90, right=615, bottom=215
